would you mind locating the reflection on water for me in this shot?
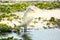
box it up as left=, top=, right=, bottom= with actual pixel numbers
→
left=22, top=32, right=32, bottom=40
left=0, top=28, right=60, bottom=40
left=0, top=30, right=32, bottom=40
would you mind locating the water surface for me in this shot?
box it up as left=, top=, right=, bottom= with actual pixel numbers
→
left=0, top=28, right=60, bottom=40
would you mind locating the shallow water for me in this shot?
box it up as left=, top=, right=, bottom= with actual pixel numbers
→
left=29, top=29, right=60, bottom=40
left=0, top=28, right=60, bottom=40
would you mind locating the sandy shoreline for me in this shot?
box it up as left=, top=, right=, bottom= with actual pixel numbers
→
left=27, top=6, right=60, bottom=19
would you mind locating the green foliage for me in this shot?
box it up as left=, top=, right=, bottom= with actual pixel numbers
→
left=12, top=3, right=28, bottom=11
left=49, top=17, right=55, bottom=22
left=0, top=5, right=12, bottom=13
left=9, top=14, right=16, bottom=17
left=35, top=2, right=60, bottom=9
left=0, top=3, right=29, bottom=13
left=0, top=24, right=12, bottom=32
left=14, top=26, right=21, bottom=31
left=0, top=24, right=22, bottom=32
left=46, top=23, right=50, bottom=25
left=7, top=17, right=13, bottom=21
left=1, top=14, right=6, bottom=18
left=14, top=16, right=18, bottom=19
left=0, top=37, right=20, bottom=40
left=51, top=22, right=56, bottom=25
left=0, top=13, right=17, bottom=21
left=0, top=2, right=60, bottom=13
left=49, top=17, right=56, bottom=25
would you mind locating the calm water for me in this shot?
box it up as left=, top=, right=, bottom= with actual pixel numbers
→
left=0, top=28, right=60, bottom=40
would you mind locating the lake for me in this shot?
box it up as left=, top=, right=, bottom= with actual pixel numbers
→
left=0, top=28, right=60, bottom=40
